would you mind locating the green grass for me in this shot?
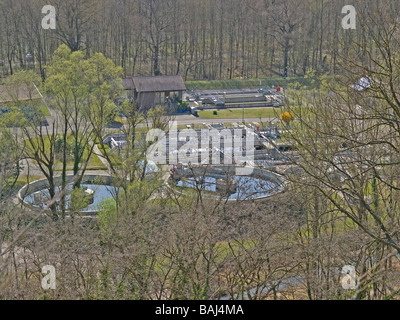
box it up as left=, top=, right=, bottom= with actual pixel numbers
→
left=96, top=143, right=122, bottom=166
left=25, top=134, right=106, bottom=170
left=3, top=175, right=44, bottom=190
left=223, top=123, right=237, bottom=128
left=40, top=105, right=51, bottom=116
left=54, top=165, right=107, bottom=171
left=115, top=116, right=127, bottom=124
left=198, top=108, right=283, bottom=119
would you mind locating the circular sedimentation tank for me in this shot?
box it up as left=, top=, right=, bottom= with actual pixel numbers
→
left=18, top=167, right=284, bottom=216
left=172, top=166, right=284, bottom=201
left=18, top=175, right=118, bottom=215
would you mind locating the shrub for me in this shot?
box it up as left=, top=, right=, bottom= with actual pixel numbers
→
left=280, top=112, right=295, bottom=123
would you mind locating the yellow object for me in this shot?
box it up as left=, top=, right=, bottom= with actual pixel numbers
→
left=280, top=112, right=294, bottom=123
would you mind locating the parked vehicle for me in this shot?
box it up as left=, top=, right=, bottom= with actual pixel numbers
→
left=189, top=106, right=199, bottom=117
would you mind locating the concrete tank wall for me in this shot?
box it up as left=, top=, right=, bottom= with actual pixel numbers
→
left=17, top=175, right=114, bottom=214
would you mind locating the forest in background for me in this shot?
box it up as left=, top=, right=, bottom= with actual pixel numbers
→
left=0, top=0, right=384, bottom=81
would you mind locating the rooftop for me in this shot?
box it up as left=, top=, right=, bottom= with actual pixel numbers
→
left=131, top=75, right=186, bottom=93
left=0, top=83, right=43, bottom=104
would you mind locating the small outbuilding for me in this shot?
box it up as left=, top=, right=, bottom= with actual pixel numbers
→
left=122, top=75, right=186, bottom=109
left=0, top=82, right=43, bottom=106
left=0, top=82, right=47, bottom=126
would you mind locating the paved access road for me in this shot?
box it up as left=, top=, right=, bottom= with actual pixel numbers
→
left=171, top=113, right=278, bottom=126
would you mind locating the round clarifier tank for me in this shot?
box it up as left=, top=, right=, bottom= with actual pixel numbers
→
left=18, top=175, right=118, bottom=215
left=173, top=166, right=283, bottom=201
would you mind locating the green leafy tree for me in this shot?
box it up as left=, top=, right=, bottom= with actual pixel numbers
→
left=45, top=45, right=122, bottom=213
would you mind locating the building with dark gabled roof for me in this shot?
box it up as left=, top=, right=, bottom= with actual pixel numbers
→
left=122, top=75, right=186, bottom=108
